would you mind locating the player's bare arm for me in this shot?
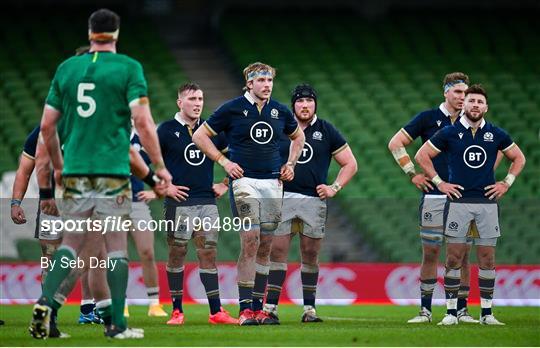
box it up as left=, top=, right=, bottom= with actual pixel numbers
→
left=131, top=102, right=172, bottom=185
left=280, top=127, right=305, bottom=181
left=10, top=151, right=35, bottom=224
left=316, top=146, right=358, bottom=200
left=129, top=145, right=168, bottom=198
left=388, top=130, right=433, bottom=192
left=35, top=140, right=59, bottom=217
left=40, top=106, right=63, bottom=186
left=494, top=150, right=504, bottom=170
left=485, top=144, right=526, bottom=200
left=415, top=142, right=463, bottom=200
left=193, top=125, right=244, bottom=179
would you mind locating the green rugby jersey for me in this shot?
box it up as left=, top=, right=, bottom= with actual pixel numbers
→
left=46, top=51, right=148, bottom=176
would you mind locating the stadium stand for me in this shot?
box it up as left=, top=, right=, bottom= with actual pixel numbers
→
left=0, top=10, right=538, bottom=264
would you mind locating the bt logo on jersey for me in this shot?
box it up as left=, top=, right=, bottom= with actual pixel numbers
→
left=250, top=121, right=273, bottom=144
left=297, top=143, right=314, bottom=164
left=184, top=142, right=206, bottom=166
left=463, top=145, right=487, bottom=169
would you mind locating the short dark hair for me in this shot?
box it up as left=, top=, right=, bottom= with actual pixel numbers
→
left=465, top=84, right=488, bottom=101
left=178, top=82, right=201, bottom=96
left=443, top=72, right=470, bottom=87
left=89, top=9, right=120, bottom=34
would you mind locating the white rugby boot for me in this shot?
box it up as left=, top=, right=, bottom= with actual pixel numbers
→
left=407, top=307, right=432, bottom=323
left=480, top=314, right=505, bottom=325
left=437, top=314, right=458, bottom=326
left=457, top=308, right=479, bottom=323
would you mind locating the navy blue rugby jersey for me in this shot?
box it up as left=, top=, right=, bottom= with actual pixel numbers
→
left=428, top=117, right=514, bottom=201
left=23, top=126, right=40, bottom=159
left=158, top=113, right=227, bottom=206
left=204, top=92, right=299, bottom=179
left=401, top=103, right=458, bottom=194
left=22, top=126, right=58, bottom=202
left=130, top=132, right=151, bottom=202
left=279, top=116, right=347, bottom=197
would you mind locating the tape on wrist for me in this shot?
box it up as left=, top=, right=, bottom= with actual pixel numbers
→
left=330, top=182, right=342, bottom=193
left=503, top=173, right=515, bottom=187
left=39, top=188, right=54, bottom=200
left=143, top=169, right=157, bottom=187
left=431, top=175, right=443, bottom=187
left=391, top=147, right=416, bottom=176
left=11, top=199, right=22, bottom=207
left=216, top=154, right=230, bottom=167
left=154, top=161, right=166, bottom=171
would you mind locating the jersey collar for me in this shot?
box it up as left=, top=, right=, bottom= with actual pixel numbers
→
left=459, top=116, right=486, bottom=129
left=310, top=115, right=318, bottom=126
left=174, top=112, right=200, bottom=127
left=244, top=91, right=268, bottom=106
left=439, top=103, right=452, bottom=117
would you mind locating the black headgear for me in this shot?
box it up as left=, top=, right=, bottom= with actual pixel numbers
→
left=291, top=83, right=317, bottom=112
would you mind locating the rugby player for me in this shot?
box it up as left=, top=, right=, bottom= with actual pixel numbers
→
left=388, top=73, right=477, bottom=323
left=415, top=84, right=526, bottom=325
left=124, top=128, right=168, bottom=318
left=11, top=126, right=79, bottom=337
left=29, top=8, right=171, bottom=339
left=155, top=82, right=237, bottom=325
left=193, top=62, right=305, bottom=325
left=263, top=83, right=357, bottom=323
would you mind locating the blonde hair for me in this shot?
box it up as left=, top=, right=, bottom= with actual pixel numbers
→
left=243, top=62, right=276, bottom=87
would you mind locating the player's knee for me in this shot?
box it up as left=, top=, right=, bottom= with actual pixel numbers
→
left=301, top=247, right=319, bottom=265
left=168, top=246, right=187, bottom=266
left=139, top=247, right=155, bottom=262
left=167, top=255, right=183, bottom=268
left=422, top=246, right=439, bottom=264
left=446, top=254, right=462, bottom=269
left=477, top=252, right=495, bottom=269
left=271, top=245, right=289, bottom=262
left=241, top=237, right=259, bottom=258
left=197, top=247, right=216, bottom=264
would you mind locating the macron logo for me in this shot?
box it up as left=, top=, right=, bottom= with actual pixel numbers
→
left=242, top=110, right=248, bottom=117
left=458, top=132, right=463, bottom=139
left=436, top=120, right=442, bottom=127
left=175, top=132, right=180, bottom=138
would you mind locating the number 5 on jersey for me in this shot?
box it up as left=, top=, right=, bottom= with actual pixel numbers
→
left=77, top=82, right=96, bottom=118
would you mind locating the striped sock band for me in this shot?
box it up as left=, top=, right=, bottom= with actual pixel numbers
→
left=479, top=268, right=496, bottom=316
left=444, top=268, right=461, bottom=315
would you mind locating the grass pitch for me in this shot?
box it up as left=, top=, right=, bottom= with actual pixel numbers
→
left=0, top=304, right=539, bottom=346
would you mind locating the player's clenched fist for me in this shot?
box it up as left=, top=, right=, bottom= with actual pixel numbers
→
left=279, top=163, right=295, bottom=182
left=11, top=205, right=27, bottom=224
left=40, top=199, right=59, bottom=217
left=316, top=184, right=337, bottom=200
